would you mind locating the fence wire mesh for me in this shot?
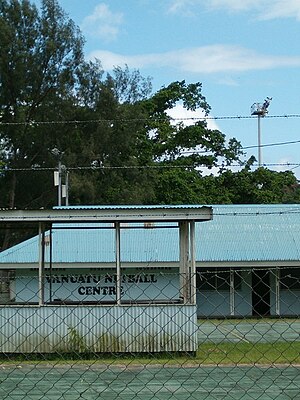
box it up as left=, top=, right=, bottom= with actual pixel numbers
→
left=0, top=268, right=300, bottom=399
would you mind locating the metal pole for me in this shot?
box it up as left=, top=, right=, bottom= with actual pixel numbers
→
left=189, top=221, right=196, bottom=304
left=179, top=221, right=189, bottom=303
left=258, top=115, right=262, bottom=167
left=65, top=171, right=69, bottom=206
left=38, top=222, right=45, bottom=306
left=230, top=269, right=235, bottom=316
left=275, top=267, right=280, bottom=316
left=58, top=161, right=62, bottom=207
left=49, top=225, right=53, bottom=303
left=115, top=222, right=121, bottom=305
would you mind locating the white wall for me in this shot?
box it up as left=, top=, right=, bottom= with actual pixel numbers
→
left=13, top=268, right=180, bottom=303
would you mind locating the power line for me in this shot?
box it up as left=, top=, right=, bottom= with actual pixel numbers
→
left=242, top=139, right=300, bottom=150
left=1, top=162, right=300, bottom=172
left=158, top=138, right=300, bottom=156
left=1, top=113, right=300, bottom=126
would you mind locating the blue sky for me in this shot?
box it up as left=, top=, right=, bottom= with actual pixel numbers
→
left=37, top=0, right=300, bottom=177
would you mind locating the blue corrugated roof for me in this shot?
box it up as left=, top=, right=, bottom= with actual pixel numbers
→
left=2, top=204, right=300, bottom=264
left=54, top=205, right=208, bottom=210
left=200, top=204, right=300, bottom=262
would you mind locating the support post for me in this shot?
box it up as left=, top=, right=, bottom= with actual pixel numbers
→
left=275, top=267, right=280, bottom=316
left=49, top=226, right=53, bottom=303
left=38, top=222, right=45, bottom=306
left=258, top=115, right=262, bottom=167
left=58, top=160, right=62, bottom=207
left=189, top=221, right=196, bottom=305
left=179, top=221, right=190, bottom=303
left=230, top=269, right=235, bottom=316
left=115, top=222, right=121, bottom=305
left=65, top=171, right=69, bottom=206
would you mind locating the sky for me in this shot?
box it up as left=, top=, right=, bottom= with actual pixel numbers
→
left=36, top=0, right=300, bottom=177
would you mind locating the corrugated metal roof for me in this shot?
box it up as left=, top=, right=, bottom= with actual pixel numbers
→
left=200, top=204, right=300, bottom=262
left=0, top=205, right=212, bottom=223
left=54, top=205, right=208, bottom=210
left=0, top=224, right=179, bottom=264
left=2, top=204, right=300, bottom=264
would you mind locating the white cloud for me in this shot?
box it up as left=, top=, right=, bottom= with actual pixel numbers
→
left=167, top=0, right=300, bottom=20
left=206, top=0, right=264, bottom=12
left=167, top=0, right=197, bottom=14
left=167, top=104, right=220, bottom=131
left=217, top=77, right=240, bottom=86
left=168, top=0, right=259, bottom=13
left=87, top=50, right=161, bottom=70
left=88, top=45, right=300, bottom=74
left=273, top=157, right=298, bottom=173
left=259, top=1, right=300, bottom=21
left=81, top=3, right=123, bottom=42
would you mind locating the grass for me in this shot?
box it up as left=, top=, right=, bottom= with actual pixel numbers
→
left=1, top=341, right=300, bottom=367
left=196, top=341, right=300, bottom=365
left=198, top=318, right=300, bottom=324
left=1, top=319, right=299, bottom=367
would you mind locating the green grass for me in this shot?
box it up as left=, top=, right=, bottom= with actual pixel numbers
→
left=196, top=341, right=300, bottom=365
left=198, top=318, right=300, bottom=324
left=1, top=341, right=300, bottom=367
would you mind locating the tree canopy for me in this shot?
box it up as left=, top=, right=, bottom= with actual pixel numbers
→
left=0, top=0, right=299, bottom=224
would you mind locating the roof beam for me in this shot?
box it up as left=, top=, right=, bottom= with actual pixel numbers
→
left=0, top=206, right=212, bottom=223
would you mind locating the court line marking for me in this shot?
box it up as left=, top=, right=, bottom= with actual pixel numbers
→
left=218, top=325, right=251, bottom=343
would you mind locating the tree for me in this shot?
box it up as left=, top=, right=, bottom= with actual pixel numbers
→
left=0, top=0, right=106, bottom=249
left=69, top=79, right=244, bottom=205
left=215, top=166, right=300, bottom=204
left=141, top=81, right=242, bottom=168
left=0, top=0, right=86, bottom=209
left=2, top=1, right=297, bottom=217
left=0, top=1, right=245, bottom=210
left=67, top=66, right=154, bottom=205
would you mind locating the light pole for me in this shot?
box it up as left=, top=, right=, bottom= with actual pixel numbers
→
left=251, top=97, right=272, bottom=167
left=51, top=147, right=68, bottom=206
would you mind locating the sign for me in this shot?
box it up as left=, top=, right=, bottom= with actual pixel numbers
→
left=14, top=268, right=180, bottom=303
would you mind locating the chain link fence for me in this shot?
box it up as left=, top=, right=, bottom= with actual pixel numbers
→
left=0, top=268, right=300, bottom=399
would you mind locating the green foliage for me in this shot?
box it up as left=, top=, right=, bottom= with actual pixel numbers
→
left=140, top=80, right=242, bottom=166
left=111, top=64, right=152, bottom=104
left=150, top=164, right=300, bottom=206
left=215, top=167, right=300, bottom=204
left=0, top=0, right=87, bottom=208
left=0, top=0, right=299, bottom=229
left=67, top=327, right=87, bottom=353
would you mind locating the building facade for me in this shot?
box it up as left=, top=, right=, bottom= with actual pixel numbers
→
left=0, top=205, right=212, bottom=353
left=1, top=204, right=300, bottom=318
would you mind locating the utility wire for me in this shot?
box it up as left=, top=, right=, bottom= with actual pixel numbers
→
left=242, top=139, right=300, bottom=150
left=180, top=139, right=300, bottom=155
left=1, top=116, right=300, bottom=171
left=1, top=114, right=300, bottom=126
left=2, top=162, right=300, bottom=172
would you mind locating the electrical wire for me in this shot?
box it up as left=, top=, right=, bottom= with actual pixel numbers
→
left=1, top=162, right=300, bottom=172
left=242, top=139, right=300, bottom=150
left=179, top=139, right=300, bottom=155
left=1, top=115, right=300, bottom=172
left=0, top=114, right=300, bottom=126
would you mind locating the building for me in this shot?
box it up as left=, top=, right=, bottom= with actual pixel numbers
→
left=196, top=204, right=300, bottom=318
left=1, top=204, right=300, bottom=320
left=0, top=205, right=212, bottom=353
